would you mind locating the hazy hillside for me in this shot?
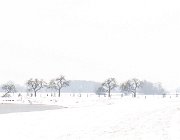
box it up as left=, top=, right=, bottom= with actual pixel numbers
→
left=61, top=80, right=101, bottom=93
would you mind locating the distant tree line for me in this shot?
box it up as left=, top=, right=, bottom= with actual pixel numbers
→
left=0, top=76, right=168, bottom=98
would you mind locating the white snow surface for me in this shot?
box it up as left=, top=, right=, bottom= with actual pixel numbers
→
left=0, top=95, right=180, bottom=140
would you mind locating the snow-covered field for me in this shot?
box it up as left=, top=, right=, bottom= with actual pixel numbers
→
left=0, top=94, right=180, bottom=140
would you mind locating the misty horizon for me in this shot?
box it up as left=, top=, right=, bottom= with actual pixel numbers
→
left=1, top=0, right=180, bottom=91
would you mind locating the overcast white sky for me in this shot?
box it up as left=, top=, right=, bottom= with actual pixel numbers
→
left=0, top=0, right=180, bottom=90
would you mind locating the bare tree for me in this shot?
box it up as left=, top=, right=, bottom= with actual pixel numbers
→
left=26, top=78, right=46, bottom=97
left=120, top=78, right=142, bottom=97
left=48, top=76, right=69, bottom=97
left=1, top=82, right=17, bottom=97
left=120, top=82, right=131, bottom=95
left=101, top=78, right=117, bottom=97
left=47, top=79, right=57, bottom=97
left=96, top=86, right=106, bottom=97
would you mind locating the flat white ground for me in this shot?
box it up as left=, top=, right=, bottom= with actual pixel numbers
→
left=0, top=95, right=180, bottom=140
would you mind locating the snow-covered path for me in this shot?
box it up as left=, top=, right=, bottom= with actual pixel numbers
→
left=0, top=97, right=180, bottom=140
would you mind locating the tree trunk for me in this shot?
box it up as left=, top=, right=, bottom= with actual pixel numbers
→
left=3, top=92, right=9, bottom=97
left=108, top=87, right=111, bottom=97
left=34, top=91, right=37, bottom=97
left=133, top=91, right=136, bottom=98
left=134, top=87, right=137, bottom=98
left=58, top=89, right=61, bottom=97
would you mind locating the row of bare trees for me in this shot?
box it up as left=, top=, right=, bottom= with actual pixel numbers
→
left=1, top=75, right=69, bottom=97
left=26, top=76, right=69, bottom=97
left=1, top=77, right=166, bottom=98
left=98, top=78, right=142, bottom=98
